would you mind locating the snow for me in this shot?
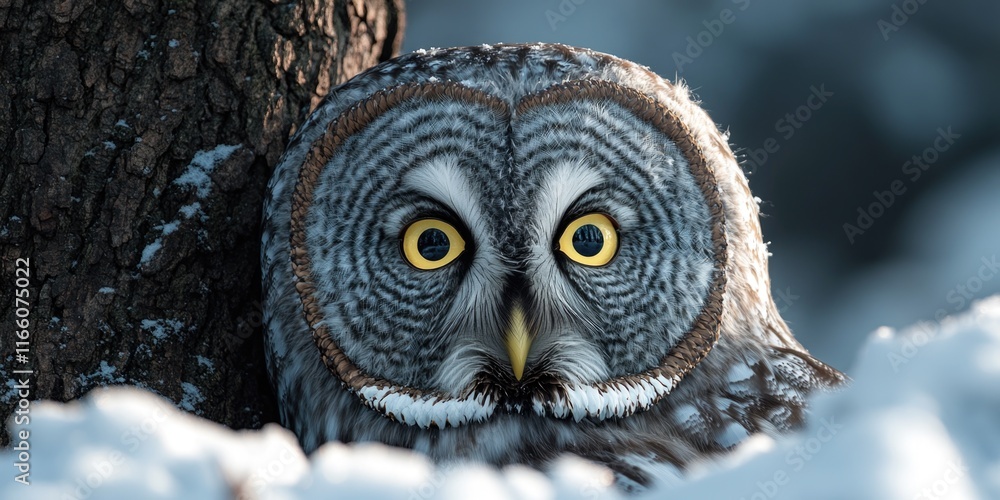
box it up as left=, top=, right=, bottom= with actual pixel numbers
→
left=665, top=297, right=1000, bottom=500
left=139, top=145, right=239, bottom=268
left=0, top=376, right=20, bottom=405
left=139, top=220, right=182, bottom=267
left=139, top=318, right=184, bottom=343
left=178, top=203, right=201, bottom=217
left=157, top=220, right=180, bottom=235
left=3, top=298, right=999, bottom=498
left=76, top=361, right=125, bottom=387
left=139, top=238, right=163, bottom=265
left=173, top=144, right=241, bottom=198
left=2, top=390, right=308, bottom=498
left=195, top=356, right=214, bottom=370
left=179, top=382, right=204, bottom=412
left=98, top=287, right=116, bottom=294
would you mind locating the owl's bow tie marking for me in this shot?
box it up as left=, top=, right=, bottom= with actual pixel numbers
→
left=504, top=300, right=532, bottom=381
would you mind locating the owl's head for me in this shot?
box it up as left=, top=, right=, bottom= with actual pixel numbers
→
left=265, top=44, right=789, bottom=434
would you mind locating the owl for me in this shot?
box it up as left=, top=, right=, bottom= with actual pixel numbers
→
left=261, top=43, right=844, bottom=490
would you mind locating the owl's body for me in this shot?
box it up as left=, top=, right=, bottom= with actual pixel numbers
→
left=262, top=43, right=843, bottom=489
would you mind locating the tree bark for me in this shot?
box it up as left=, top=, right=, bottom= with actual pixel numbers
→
left=0, top=0, right=404, bottom=445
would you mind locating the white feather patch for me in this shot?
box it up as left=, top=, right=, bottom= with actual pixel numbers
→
left=402, top=156, right=488, bottom=242
left=357, top=386, right=496, bottom=428
left=537, top=374, right=682, bottom=422
left=531, top=160, right=605, bottom=240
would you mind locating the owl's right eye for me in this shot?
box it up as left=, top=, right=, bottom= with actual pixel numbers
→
left=556, top=213, right=619, bottom=267
left=400, top=219, right=466, bottom=270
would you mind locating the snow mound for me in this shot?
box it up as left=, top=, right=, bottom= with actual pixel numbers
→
left=5, top=297, right=1000, bottom=499
left=665, top=295, right=1000, bottom=500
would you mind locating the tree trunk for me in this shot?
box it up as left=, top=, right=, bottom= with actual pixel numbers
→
left=0, top=0, right=404, bottom=445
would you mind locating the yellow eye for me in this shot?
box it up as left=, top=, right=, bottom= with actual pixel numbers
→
left=401, top=219, right=466, bottom=270
left=557, top=213, right=619, bottom=267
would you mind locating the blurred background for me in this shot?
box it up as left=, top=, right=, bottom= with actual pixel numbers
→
left=404, top=0, right=1000, bottom=370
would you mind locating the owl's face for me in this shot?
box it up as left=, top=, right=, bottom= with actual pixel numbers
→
left=289, top=79, right=727, bottom=428
left=266, top=45, right=843, bottom=481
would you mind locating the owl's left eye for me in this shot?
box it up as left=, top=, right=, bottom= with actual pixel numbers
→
left=400, top=219, right=466, bottom=270
left=556, top=213, right=619, bottom=267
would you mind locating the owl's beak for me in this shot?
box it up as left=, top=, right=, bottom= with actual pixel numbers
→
left=504, top=301, right=532, bottom=381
